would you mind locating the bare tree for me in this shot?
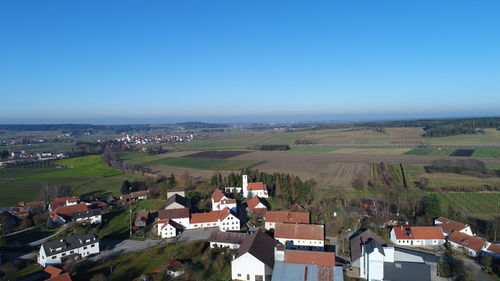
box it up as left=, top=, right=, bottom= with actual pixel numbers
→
left=38, top=184, right=71, bottom=201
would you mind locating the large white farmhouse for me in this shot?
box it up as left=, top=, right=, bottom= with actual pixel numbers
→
left=37, top=232, right=99, bottom=267
left=390, top=226, right=445, bottom=247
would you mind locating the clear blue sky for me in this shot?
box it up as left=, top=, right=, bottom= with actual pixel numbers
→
left=1, top=0, right=500, bottom=124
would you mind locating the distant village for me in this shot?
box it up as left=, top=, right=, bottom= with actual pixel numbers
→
left=1, top=174, right=499, bottom=281
left=109, top=134, right=198, bottom=145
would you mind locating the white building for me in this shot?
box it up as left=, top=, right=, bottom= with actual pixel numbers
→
left=73, top=209, right=102, bottom=225
left=350, top=229, right=432, bottom=281
left=390, top=226, right=445, bottom=247
left=434, top=217, right=473, bottom=237
left=189, top=207, right=240, bottom=232
left=211, top=189, right=237, bottom=212
left=158, top=208, right=190, bottom=228
left=274, top=223, right=324, bottom=248
left=447, top=231, right=487, bottom=257
left=242, top=175, right=269, bottom=198
left=231, top=231, right=277, bottom=281
left=264, top=211, right=310, bottom=230
left=209, top=230, right=249, bottom=249
left=37, top=232, right=99, bottom=267
left=157, top=219, right=183, bottom=238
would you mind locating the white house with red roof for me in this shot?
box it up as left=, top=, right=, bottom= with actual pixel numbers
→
left=246, top=196, right=267, bottom=215
left=274, top=223, right=324, bottom=248
left=157, top=219, right=183, bottom=238
left=390, top=226, right=445, bottom=247
left=447, top=231, right=487, bottom=257
left=211, top=189, right=237, bottom=212
left=49, top=197, right=79, bottom=212
left=434, top=217, right=473, bottom=237
left=243, top=175, right=269, bottom=198
left=189, top=207, right=240, bottom=231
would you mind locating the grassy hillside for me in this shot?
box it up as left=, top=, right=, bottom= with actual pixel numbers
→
left=27, top=155, right=123, bottom=178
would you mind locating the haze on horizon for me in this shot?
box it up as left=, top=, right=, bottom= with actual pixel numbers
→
left=1, top=0, right=500, bottom=124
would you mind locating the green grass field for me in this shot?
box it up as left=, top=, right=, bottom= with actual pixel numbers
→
left=472, top=148, right=500, bottom=158
left=435, top=192, right=500, bottom=218
left=138, top=157, right=262, bottom=171
left=289, top=146, right=339, bottom=153
left=404, top=148, right=452, bottom=156
left=427, top=129, right=500, bottom=144
left=0, top=156, right=142, bottom=207
left=27, top=155, right=123, bottom=178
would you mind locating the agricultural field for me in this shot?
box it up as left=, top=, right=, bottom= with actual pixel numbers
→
left=288, top=146, right=339, bottom=153
left=435, top=192, right=500, bottom=219
left=0, top=155, right=143, bottom=207
left=138, top=157, right=262, bottom=171
left=404, top=147, right=453, bottom=156
left=426, top=128, right=500, bottom=145
left=333, top=148, right=411, bottom=155
left=473, top=148, right=500, bottom=158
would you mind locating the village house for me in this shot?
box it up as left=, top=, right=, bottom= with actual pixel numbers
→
left=134, top=210, right=150, bottom=228
left=157, top=219, right=183, bottom=238
left=390, top=226, right=445, bottom=247
left=272, top=247, right=344, bottom=281
left=50, top=203, right=89, bottom=225
left=231, top=231, right=278, bottom=281
left=120, top=190, right=149, bottom=201
left=434, top=217, right=473, bottom=237
left=209, top=230, right=249, bottom=249
left=246, top=196, right=267, bottom=215
left=73, top=208, right=102, bottom=225
left=447, top=231, right=487, bottom=257
left=264, top=210, right=310, bottom=230
left=242, top=175, right=269, bottom=198
left=350, top=229, right=432, bottom=281
left=166, top=259, right=185, bottom=278
left=37, top=232, right=99, bottom=267
left=158, top=208, right=190, bottom=228
left=189, top=207, right=240, bottom=231
left=165, top=194, right=188, bottom=210
left=274, top=223, right=324, bottom=249
left=482, top=243, right=500, bottom=258
left=211, top=188, right=237, bottom=212
left=49, top=197, right=79, bottom=212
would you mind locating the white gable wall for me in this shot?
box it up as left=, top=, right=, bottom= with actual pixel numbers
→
left=232, top=252, right=272, bottom=281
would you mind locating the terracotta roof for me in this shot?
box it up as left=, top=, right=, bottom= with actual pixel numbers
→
left=284, top=250, right=335, bottom=266
left=131, top=190, right=149, bottom=198
left=393, top=226, right=445, bottom=240
left=135, top=210, right=149, bottom=224
left=349, top=229, right=388, bottom=262
left=43, top=265, right=62, bottom=278
left=55, top=203, right=88, bottom=217
left=487, top=243, right=500, bottom=254
left=209, top=230, right=249, bottom=244
left=235, top=231, right=278, bottom=267
left=211, top=189, right=226, bottom=202
left=435, top=217, right=468, bottom=235
left=46, top=273, right=72, bottom=281
left=275, top=223, right=324, bottom=241
left=448, top=231, right=486, bottom=252
left=158, top=208, right=190, bottom=220
left=158, top=219, right=183, bottom=230
left=265, top=211, right=310, bottom=224
left=167, top=259, right=184, bottom=272
left=248, top=182, right=266, bottom=191
left=247, top=196, right=266, bottom=210
left=50, top=197, right=78, bottom=210
left=190, top=208, right=232, bottom=224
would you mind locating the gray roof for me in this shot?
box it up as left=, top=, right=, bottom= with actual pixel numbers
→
left=235, top=231, right=278, bottom=267
left=209, top=231, right=249, bottom=244
left=272, top=261, right=344, bottom=281
left=394, top=247, right=441, bottom=264
left=73, top=208, right=101, bottom=219
left=349, top=229, right=387, bottom=262
left=383, top=262, right=431, bottom=281
left=165, top=194, right=188, bottom=208
left=365, top=238, right=385, bottom=256
left=42, top=232, right=99, bottom=256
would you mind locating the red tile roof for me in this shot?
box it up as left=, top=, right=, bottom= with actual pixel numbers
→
left=275, top=223, right=324, bottom=241
left=487, top=243, right=500, bottom=254
left=448, top=231, right=486, bottom=252
left=211, top=189, right=226, bottom=202
left=265, top=211, right=309, bottom=224
left=131, top=190, right=149, bottom=198
left=247, top=196, right=266, bottom=210
left=55, top=203, right=88, bottom=217
left=46, top=273, right=72, bottom=281
left=50, top=197, right=78, bottom=210
left=190, top=208, right=232, bottom=224
left=284, top=250, right=335, bottom=266
left=248, top=182, right=266, bottom=191
left=435, top=217, right=468, bottom=235
left=43, top=265, right=62, bottom=278
left=393, top=226, right=445, bottom=240
left=158, top=208, right=190, bottom=220
left=158, top=219, right=183, bottom=230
